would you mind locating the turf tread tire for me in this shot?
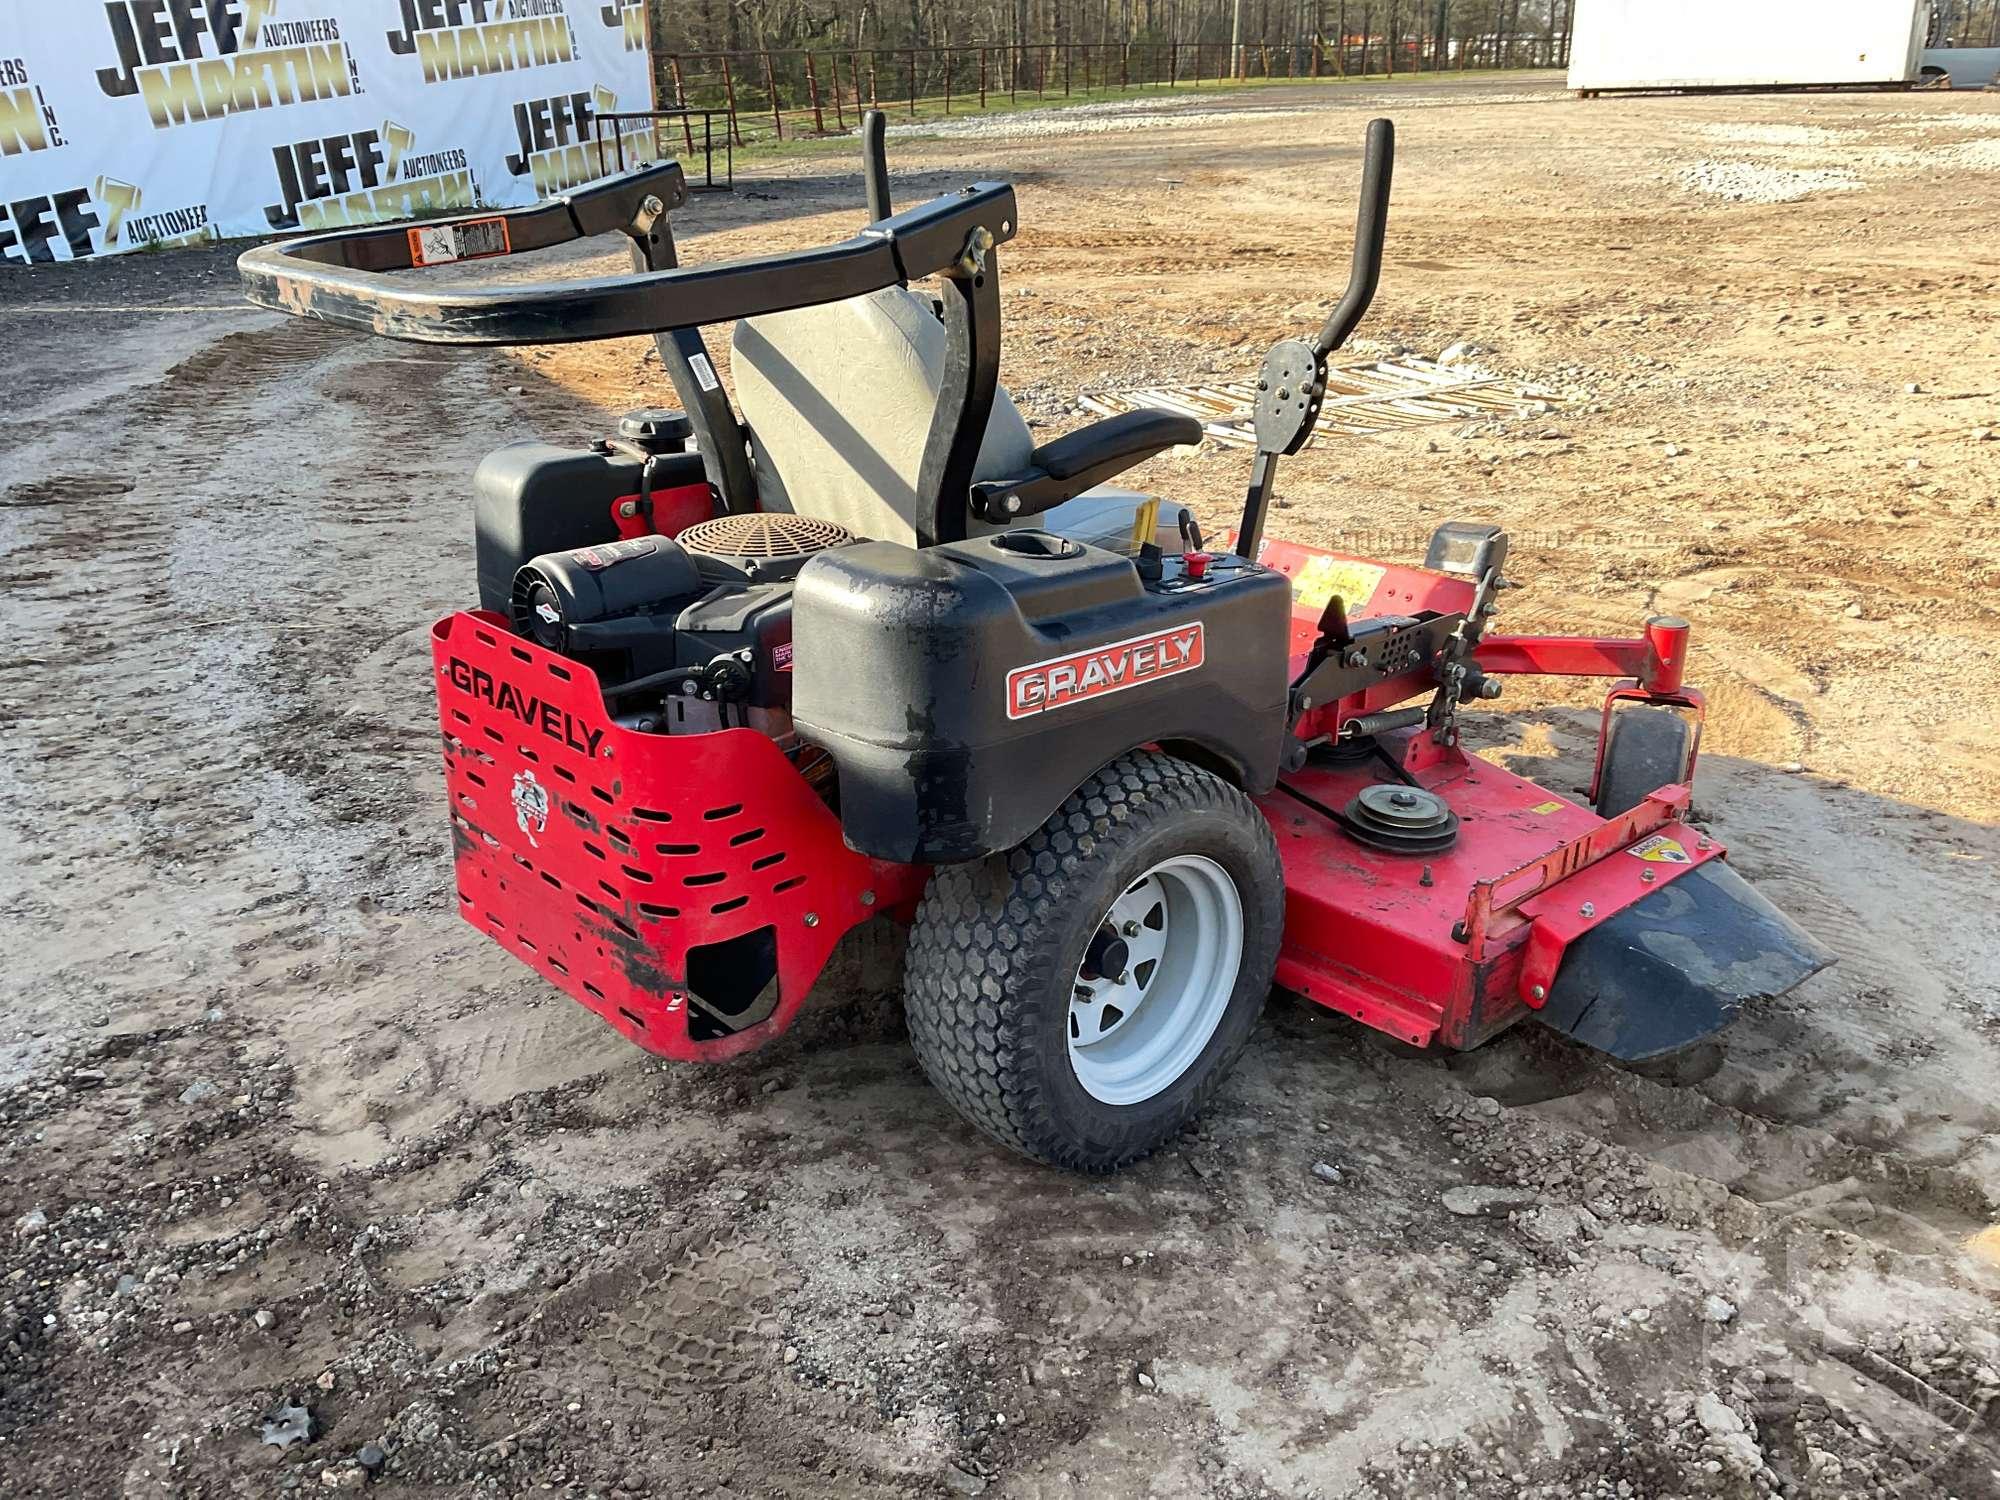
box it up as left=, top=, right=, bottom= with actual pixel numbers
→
left=903, top=751, right=1283, bottom=1173
left=1595, top=706, right=1696, bottom=820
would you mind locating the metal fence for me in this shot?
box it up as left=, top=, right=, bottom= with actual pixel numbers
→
left=653, top=35, right=1569, bottom=148
left=592, top=109, right=734, bottom=190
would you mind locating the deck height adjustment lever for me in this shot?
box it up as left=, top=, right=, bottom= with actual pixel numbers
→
left=1425, top=539, right=1511, bottom=745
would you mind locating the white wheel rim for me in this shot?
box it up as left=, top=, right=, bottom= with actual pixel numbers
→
left=1068, top=854, right=1244, bottom=1106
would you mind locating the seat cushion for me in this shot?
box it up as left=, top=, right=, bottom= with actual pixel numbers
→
left=732, top=286, right=1036, bottom=544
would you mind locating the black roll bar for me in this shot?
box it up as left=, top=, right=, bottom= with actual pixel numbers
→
left=238, top=151, right=1022, bottom=549
left=253, top=162, right=689, bottom=276
left=236, top=160, right=1017, bottom=347
left=862, top=110, right=893, bottom=224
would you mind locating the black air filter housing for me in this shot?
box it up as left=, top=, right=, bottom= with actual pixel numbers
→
left=511, top=537, right=704, bottom=683
left=472, top=441, right=706, bottom=612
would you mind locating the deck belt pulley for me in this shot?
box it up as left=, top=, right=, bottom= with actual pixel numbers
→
left=1339, top=783, right=1459, bottom=854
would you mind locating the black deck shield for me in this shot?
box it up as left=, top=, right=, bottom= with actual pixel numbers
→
left=1537, top=860, right=1833, bottom=1062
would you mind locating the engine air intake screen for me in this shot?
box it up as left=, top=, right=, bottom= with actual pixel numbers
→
left=679, top=513, right=856, bottom=560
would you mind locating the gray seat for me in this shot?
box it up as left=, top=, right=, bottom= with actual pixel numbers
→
left=732, top=287, right=1192, bottom=550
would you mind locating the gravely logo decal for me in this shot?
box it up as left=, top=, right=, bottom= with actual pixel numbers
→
left=447, top=656, right=605, bottom=757
left=1007, top=624, right=1204, bottom=720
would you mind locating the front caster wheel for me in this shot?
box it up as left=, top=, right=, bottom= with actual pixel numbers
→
left=903, top=751, right=1285, bottom=1173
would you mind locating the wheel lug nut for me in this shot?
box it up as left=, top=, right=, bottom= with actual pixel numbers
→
left=1121, top=921, right=1140, bottom=937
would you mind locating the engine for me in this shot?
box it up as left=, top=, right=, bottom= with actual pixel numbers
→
left=508, top=511, right=856, bottom=738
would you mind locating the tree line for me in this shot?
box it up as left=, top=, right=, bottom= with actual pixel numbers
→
left=651, top=0, right=1576, bottom=67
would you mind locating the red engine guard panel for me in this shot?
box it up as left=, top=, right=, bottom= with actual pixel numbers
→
left=432, top=611, right=925, bottom=1061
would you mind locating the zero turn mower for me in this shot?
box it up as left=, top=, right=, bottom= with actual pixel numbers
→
left=240, top=116, right=1829, bottom=1171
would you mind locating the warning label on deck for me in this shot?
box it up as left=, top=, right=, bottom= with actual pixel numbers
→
left=1628, top=833, right=1691, bottom=864
left=1289, top=555, right=1385, bottom=613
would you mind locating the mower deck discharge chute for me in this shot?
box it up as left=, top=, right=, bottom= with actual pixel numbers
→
left=242, top=114, right=1830, bottom=1171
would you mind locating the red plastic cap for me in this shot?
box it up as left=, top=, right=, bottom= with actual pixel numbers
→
left=1642, top=614, right=1690, bottom=696
left=1183, top=551, right=1212, bottom=581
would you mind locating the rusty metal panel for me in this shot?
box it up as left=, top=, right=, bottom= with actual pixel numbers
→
left=1078, top=358, right=1559, bottom=448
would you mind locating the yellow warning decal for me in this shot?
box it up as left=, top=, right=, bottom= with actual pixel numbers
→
left=1968, top=1224, right=2000, bottom=1269
left=1628, top=833, right=1692, bottom=864
left=1290, top=556, right=1386, bottom=613
left=1529, top=799, right=1564, bottom=815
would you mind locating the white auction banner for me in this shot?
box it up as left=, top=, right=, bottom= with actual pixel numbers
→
left=0, top=0, right=657, bottom=261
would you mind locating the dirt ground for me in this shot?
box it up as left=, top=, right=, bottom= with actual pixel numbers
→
left=3, top=71, right=1999, bottom=1500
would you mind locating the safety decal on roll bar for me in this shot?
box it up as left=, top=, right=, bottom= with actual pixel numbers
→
left=1628, top=833, right=1691, bottom=864
left=1006, top=624, right=1204, bottom=720
left=408, top=216, right=511, bottom=267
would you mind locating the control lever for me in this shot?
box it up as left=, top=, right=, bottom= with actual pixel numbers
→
left=1177, top=508, right=1214, bottom=581
left=861, top=109, right=892, bottom=224
left=1235, top=118, right=1395, bottom=562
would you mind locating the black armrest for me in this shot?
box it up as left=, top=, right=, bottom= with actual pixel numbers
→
left=1036, top=408, right=1201, bottom=480
left=970, top=408, right=1201, bottom=523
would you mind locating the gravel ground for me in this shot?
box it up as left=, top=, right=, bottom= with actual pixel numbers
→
left=1672, top=162, right=1865, bottom=203
left=1674, top=110, right=2000, bottom=200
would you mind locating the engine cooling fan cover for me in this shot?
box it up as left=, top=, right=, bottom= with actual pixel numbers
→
left=677, top=513, right=856, bottom=580
left=1341, top=782, right=1460, bottom=854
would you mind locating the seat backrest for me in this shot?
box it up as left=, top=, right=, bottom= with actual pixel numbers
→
left=731, top=286, right=1036, bottom=544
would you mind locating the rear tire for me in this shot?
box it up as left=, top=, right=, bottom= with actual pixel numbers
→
left=903, top=751, right=1284, bottom=1173
left=1594, top=706, right=1695, bottom=819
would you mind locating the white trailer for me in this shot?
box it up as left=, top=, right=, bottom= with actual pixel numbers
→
left=1568, top=0, right=1934, bottom=95
left=1922, top=46, right=2000, bottom=87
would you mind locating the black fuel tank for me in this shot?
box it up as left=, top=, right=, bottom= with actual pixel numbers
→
left=791, top=530, right=1292, bottom=863
left=472, top=442, right=706, bottom=613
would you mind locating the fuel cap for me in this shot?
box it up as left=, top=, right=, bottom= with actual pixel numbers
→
left=616, top=408, right=694, bottom=454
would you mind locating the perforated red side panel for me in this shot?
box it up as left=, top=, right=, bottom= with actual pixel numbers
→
left=431, top=611, right=926, bottom=1061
